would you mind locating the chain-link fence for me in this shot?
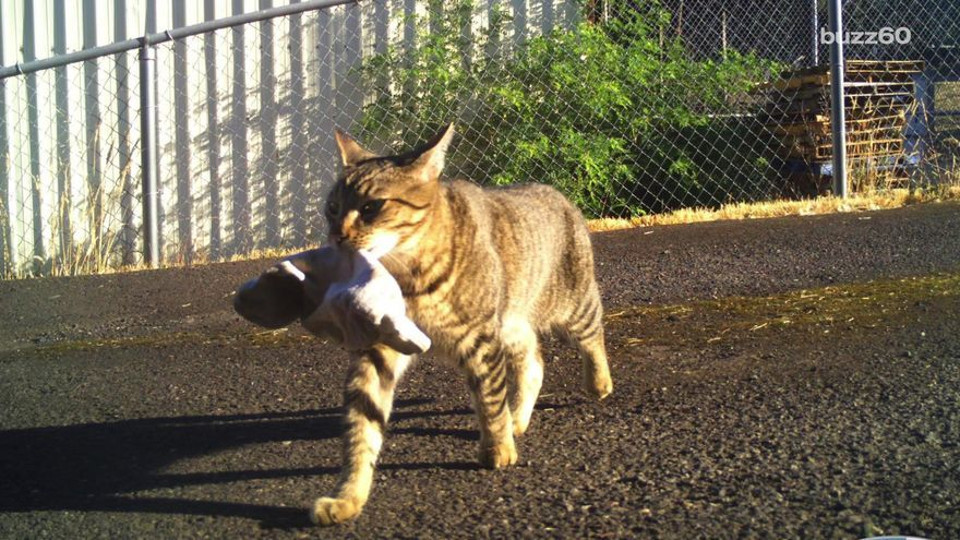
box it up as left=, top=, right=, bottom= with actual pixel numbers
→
left=1, top=0, right=958, bottom=278
left=840, top=0, right=960, bottom=190
left=0, top=47, right=142, bottom=277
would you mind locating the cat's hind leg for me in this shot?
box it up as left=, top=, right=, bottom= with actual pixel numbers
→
left=459, top=326, right=518, bottom=469
left=311, top=345, right=412, bottom=526
left=502, top=317, right=543, bottom=437
left=566, top=287, right=613, bottom=400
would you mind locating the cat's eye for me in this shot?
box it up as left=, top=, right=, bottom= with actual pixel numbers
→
left=326, top=200, right=341, bottom=217
left=360, top=199, right=385, bottom=221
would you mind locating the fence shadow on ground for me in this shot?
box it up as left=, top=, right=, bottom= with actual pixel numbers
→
left=0, top=398, right=479, bottom=528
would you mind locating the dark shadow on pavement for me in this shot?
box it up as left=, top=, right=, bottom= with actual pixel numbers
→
left=380, top=461, right=481, bottom=472
left=0, top=398, right=479, bottom=527
left=390, top=426, right=477, bottom=441
left=0, top=408, right=343, bottom=516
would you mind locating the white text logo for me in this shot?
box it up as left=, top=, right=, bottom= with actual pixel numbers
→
left=819, top=27, right=912, bottom=45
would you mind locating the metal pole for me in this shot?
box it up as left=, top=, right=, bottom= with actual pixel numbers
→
left=139, top=41, right=160, bottom=267
left=828, top=0, right=848, bottom=198
left=811, top=0, right=819, bottom=66
left=0, top=0, right=354, bottom=81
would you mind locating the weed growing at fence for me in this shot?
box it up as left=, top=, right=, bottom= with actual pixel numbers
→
left=359, top=0, right=783, bottom=218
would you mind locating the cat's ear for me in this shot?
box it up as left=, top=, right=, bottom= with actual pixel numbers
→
left=334, top=129, right=376, bottom=167
left=408, top=123, right=455, bottom=181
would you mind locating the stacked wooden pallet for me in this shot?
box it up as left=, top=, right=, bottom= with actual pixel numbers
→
left=766, top=60, right=923, bottom=162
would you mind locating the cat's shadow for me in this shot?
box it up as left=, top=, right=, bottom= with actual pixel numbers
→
left=0, top=398, right=477, bottom=530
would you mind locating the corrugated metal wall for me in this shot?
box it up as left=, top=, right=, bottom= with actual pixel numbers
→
left=0, top=1, right=567, bottom=275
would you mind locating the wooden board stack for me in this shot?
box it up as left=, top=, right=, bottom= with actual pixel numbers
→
left=765, top=60, right=924, bottom=162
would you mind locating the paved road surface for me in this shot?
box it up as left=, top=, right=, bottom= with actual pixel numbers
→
left=1, top=202, right=959, bottom=538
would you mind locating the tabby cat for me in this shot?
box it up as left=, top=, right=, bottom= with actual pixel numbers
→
left=311, top=125, right=613, bottom=525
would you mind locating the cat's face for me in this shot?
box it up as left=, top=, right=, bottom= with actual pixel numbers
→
left=324, top=126, right=454, bottom=257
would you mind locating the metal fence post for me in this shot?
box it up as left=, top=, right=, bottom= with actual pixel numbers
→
left=827, top=0, right=848, bottom=198
left=139, top=40, right=160, bottom=268
left=810, top=0, right=819, bottom=66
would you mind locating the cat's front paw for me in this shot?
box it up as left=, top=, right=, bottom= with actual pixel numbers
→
left=584, top=373, right=613, bottom=401
left=310, top=496, right=362, bottom=526
left=478, top=438, right=518, bottom=469
left=513, top=417, right=530, bottom=437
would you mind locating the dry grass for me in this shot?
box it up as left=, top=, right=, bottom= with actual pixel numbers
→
left=6, top=186, right=960, bottom=280
left=80, top=188, right=960, bottom=274
left=56, top=244, right=309, bottom=278
left=587, top=187, right=960, bottom=232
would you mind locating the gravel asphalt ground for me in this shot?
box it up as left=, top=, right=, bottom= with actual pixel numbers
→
left=1, top=201, right=959, bottom=538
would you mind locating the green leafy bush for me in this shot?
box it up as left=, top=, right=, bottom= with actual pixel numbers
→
left=357, top=0, right=783, bottom=217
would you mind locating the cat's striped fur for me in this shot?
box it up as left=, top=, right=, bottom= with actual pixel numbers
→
left=311, top=125, right=612, bottom=525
